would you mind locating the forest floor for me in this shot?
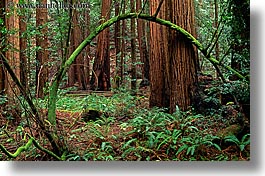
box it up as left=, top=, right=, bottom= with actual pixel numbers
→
left=0, top=86, right=250, bottom=161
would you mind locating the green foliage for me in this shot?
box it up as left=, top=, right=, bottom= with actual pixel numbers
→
left=0, top=95, right=7, bottom=105
left=195, top=0, right=249, bottom=80
left=224, top=134, right=250, bottom=152
left=1, top=90, right=249, bottom=161
left=69, top=95, right=222, bottom=160
left=206, top=79, right=250, bottom=104
left=81, top=92, right=137, bottom=116
left=177, top=133, right=221, bottom=157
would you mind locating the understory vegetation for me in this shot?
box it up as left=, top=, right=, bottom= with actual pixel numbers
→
left=0, top=86, right=250, bottom=161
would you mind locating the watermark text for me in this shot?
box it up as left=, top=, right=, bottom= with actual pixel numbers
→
left=7, top=2, right=90, bottom=9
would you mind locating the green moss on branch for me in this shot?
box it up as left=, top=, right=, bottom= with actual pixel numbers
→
left=0, top=135, right=63, bottom=161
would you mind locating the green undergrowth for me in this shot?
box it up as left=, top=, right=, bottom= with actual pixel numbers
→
left=1, top=90, right=250, bottom=161
left=51, top=91, right=249, bottom=161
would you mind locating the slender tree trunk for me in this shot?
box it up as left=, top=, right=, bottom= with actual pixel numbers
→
left=0, top=0, right=5, bottom=94
left=5, top=0, right=20, bottom=96
left=214, top=0, right=219, bottom=60
left=19, top=5, right=28, bottom=92
left=36, top=0, right=49, bottom=98
left=90, top=0, right=111, bottom=91
left=83, top=5, right=90, bottom=88
left=214, top=0, right=220, bottom=78
left=130, top=0, right=137, bottom=91
left=120, top=0, right=126, bottom=85
left=114, top=1, right=121, bottom=87
left=136, top=0, right=150, bottom=80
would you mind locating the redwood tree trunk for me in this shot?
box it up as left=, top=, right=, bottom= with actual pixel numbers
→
left=136, top=0, right=150, bottom=80
left=5, top=0, right=20, bottom=96
left=114, top=1, right=121, bottom=87
left=119, top=0, right=126, bottom=85
left=90, top=0, right=111, bottom=91
left=149, top=0, right=169, bottom=108
left=149, top=0, right=198, bottom=112
left=19, top=7, right=28, bottom=92
left=130, top=0, right=137, bottom=91
left=68, top=8, right=86, bottom=90
left=83, top=4, right=90, bottom=88
left=0, top=0, right=5, bottom=94
left=36, top=0, right=49, bottom=98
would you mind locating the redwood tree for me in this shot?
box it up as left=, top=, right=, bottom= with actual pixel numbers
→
left=36, top=0, right=49, bottom=98
left=19, top=2, right=28, bottom=92
left=90, top=0, right=111, bottom=91
left=114, top=1, right=121, bottom=87
left=68, top=8, right=86, bottom=90
left=119, top=0, right=127, bottom=86
left=0, top=0, right=5, bottom=94
left=82, top=4, right=91, bottom=88
left=149, top=0, right=198, bottom=112
left=136, top=0, right=150, bottom=80
left=4, top=0, right=20, bottom=96
left=130, top=0, right=137, bottom=91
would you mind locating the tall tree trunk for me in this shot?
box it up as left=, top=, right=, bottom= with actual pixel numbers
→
left=36, top=0, right=49, bottom=98
left=149, top=0, right=169, bottom=108
left=90, top=0, right=111, bottom=91
left=68, top=8, right=86, bottom=90
left=19, top=4, right=28, bottom=92
left=119, top=0, right=126, bottom=86
left=5, top=0, right=20, bottom=96
left=136, top=0, right=150, bottom=80
left=0, top=0, right=5, bottom=94
left=166, top=0, right=198, bottom=112
left=83, top=5, right=90, bottom=88
left=149, top=0, right=198, bottom=112
left=130, top=0, right=137, bottom=91
left=213, top=0, right=220, bottom=78
left=114, top=1, right=121, bottom=87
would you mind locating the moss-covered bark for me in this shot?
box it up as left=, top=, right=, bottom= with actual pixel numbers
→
left=0, top=134, right=64, bottom=160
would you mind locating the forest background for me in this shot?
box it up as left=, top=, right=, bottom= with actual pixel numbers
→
left=0, top=0, right=255, bottom=165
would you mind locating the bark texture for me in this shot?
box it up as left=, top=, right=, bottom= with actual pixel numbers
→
left=90, top=0, right=111, bottom=91
left=5, top=0, right=20, bottom=96
left=0, top=0, right=5, bottom=94
left=149, top=0, right=198, bottom=112
left=136, top=0, right=150, bottom=80
left=36, top=0, right=49, bottom=98
left=68, top=8, right=86, bottom=90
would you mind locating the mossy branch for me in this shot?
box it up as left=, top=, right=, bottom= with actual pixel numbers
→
left=60, top=13, right=244, bottom=81
left=0, top=134, right=64, bottom=161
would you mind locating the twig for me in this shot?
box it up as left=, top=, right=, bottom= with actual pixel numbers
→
left=138, top=0, right=148, bottom=16
left=153, top=0, right=164, bottom=17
